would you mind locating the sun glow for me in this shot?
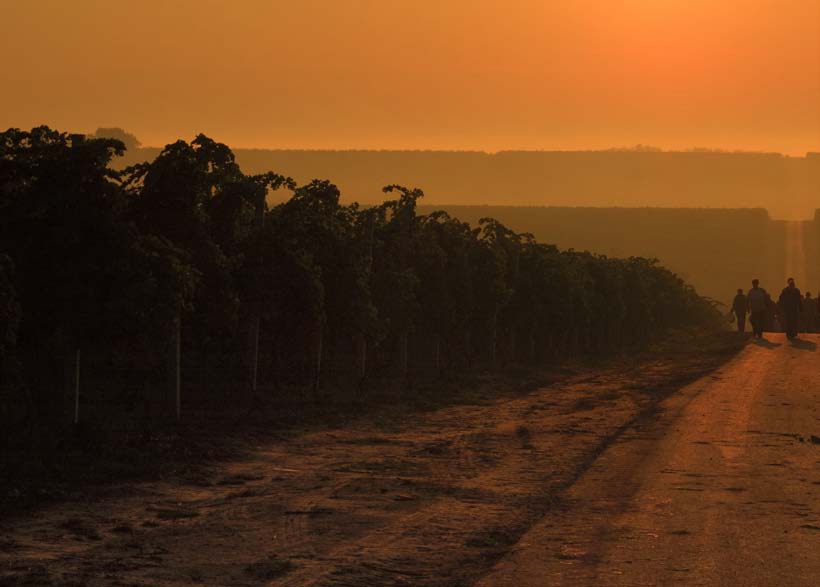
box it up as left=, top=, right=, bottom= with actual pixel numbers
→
left=1, top=0, right=818, bottom=153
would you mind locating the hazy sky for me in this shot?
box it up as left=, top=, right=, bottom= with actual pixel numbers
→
left=2, top=0, right=819, bottom=153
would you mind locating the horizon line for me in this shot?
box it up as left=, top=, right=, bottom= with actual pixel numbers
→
left=124, top=145, right=819, bottom=158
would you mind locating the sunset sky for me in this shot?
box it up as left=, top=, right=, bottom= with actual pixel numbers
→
left=2, top=0, right=819, bottom=154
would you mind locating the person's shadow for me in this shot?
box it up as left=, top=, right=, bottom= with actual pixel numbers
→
left=753, top=338, right=782, bottom=349
left=789, top=337, right=817, bottom=351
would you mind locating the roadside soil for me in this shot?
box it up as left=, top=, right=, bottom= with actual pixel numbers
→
left=0, top=333, right=743, bottom=587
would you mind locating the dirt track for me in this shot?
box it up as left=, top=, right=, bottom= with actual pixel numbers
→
left=0, top=336, right=755, bottom=586
left=480, top=333, right=820, bottom=586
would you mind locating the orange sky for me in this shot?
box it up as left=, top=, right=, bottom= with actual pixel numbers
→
left=2, top=0, right=819, bottom=154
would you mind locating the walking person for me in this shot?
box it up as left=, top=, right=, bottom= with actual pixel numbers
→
left=731, top=288, right=748, bottom=334
left=766, top=293, right=780, bottom=333
left=747, top=279, right=768, bottom=339
left=778, top=277, right=802, bottom=339
left=801, top=291, right=817, bottom=333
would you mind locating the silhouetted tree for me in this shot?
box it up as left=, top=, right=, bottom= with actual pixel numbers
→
left=0, top=125, right=723, bottom=450
left=372, top=185, right=424, bottom=385
left=89, top=127, right=141, bottom=152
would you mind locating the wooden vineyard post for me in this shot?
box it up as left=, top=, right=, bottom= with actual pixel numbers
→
left=73, top=348, right=81, bottom=425
left=167, top=308, right=181, bottom=421
left=249, top=313, right=260, bottom=399
left=174, top=314, right=181, bottom=421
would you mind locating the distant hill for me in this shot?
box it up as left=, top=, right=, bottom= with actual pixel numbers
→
left=118, top=148, right=820, bottom=220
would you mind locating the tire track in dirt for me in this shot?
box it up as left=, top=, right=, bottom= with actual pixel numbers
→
left=478, top=334, right=820, bottom=586
left=0, top=338, right=742, bottom=587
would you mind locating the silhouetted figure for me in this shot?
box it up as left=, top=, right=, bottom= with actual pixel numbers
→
left=817, top=295, right=820, bottom=329
left=731, top=288, right=747, bottom=333
left=778, top=277, right=802, bottom=339
left=801, top=291, right=817, bottom=333
left=747, top=279, right=767, bottom=338
left=765, top=293, right=780, bottom=333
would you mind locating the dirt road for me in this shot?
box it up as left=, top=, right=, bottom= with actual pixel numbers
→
left=7, top=333, right=814, bottom=586
left=480, top=334, right=820, bottom=586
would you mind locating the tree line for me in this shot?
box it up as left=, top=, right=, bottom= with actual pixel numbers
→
left=0, top=127, right=720, bottom=446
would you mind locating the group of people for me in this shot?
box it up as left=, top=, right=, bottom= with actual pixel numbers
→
left=731, top=278, right=819, bottom=339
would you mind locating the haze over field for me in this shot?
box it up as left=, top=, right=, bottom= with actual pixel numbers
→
left=118, top=146, right=820, bottom=220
